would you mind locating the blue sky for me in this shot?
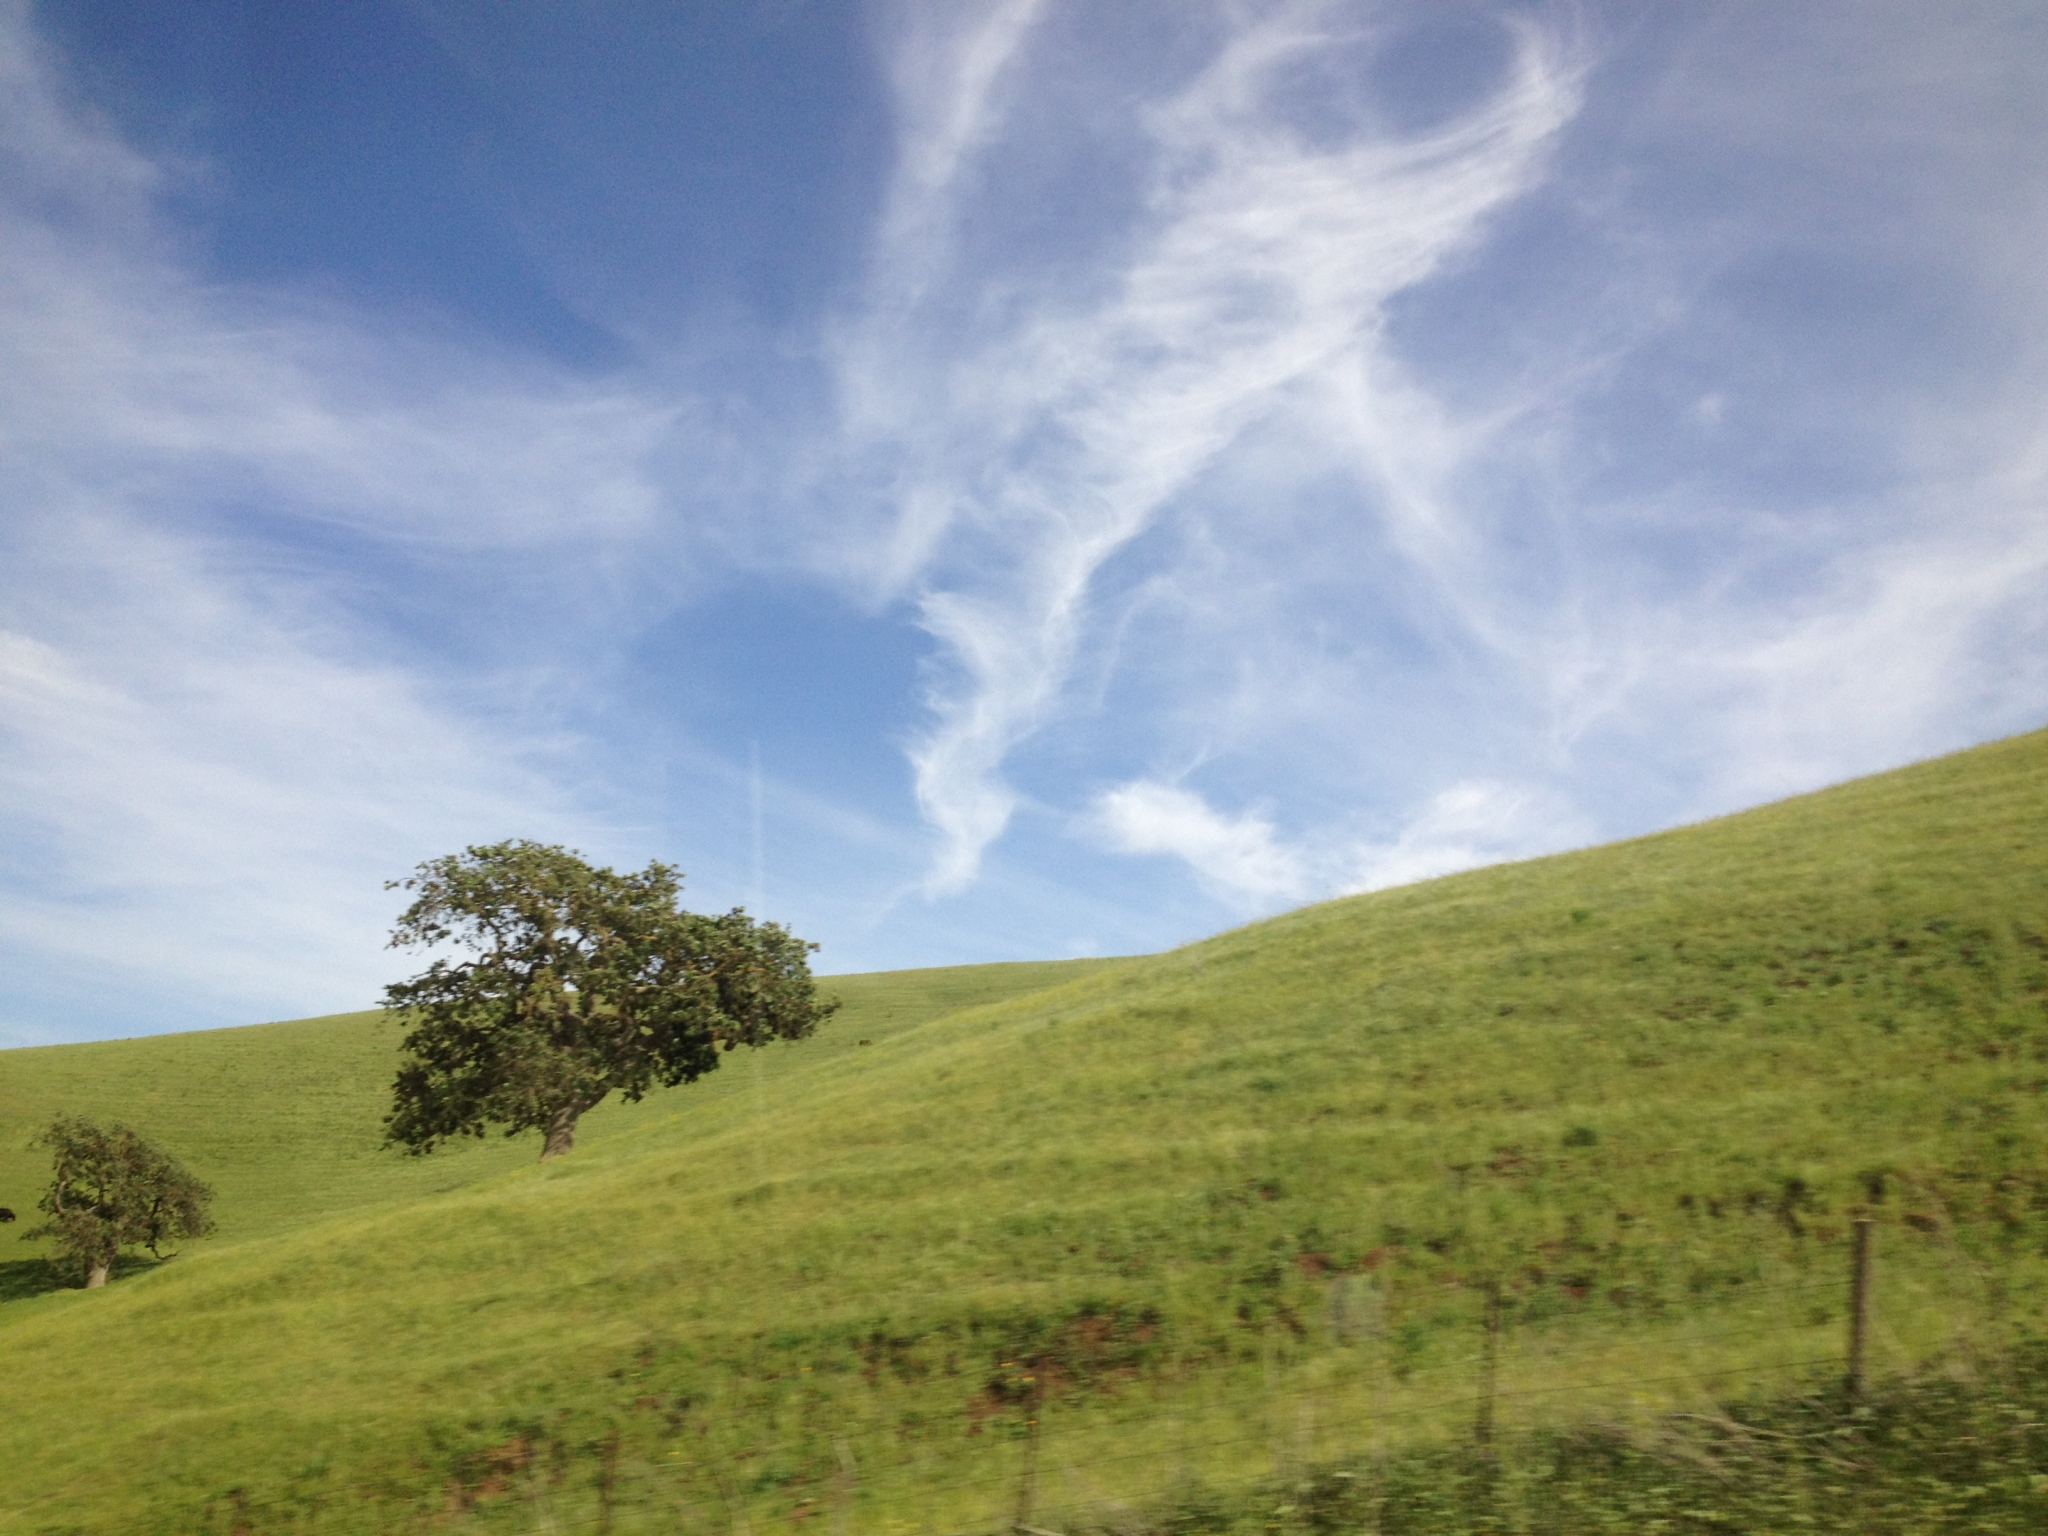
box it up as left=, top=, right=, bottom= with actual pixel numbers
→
left=4, top=0, right=2046, bottom=1046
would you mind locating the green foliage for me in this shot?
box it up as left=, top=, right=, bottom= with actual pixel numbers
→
left=382, top=840, right=836, bottom=1159
left=25, top=1115, right=214, bottom=1288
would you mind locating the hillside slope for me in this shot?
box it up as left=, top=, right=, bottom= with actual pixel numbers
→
left=0, top=957, right=1132, bottom=1281
left=2, top=730, right=2045, bottom=1534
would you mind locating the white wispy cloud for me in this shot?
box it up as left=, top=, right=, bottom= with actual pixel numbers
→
left=869, top=0, right=1048, bottom=315
left=8, top=0, right=2048, bottom=1039
left=1091, top=781, right=1307, bottom=907
left=1091, top=774, right=1584, bottom=912
left=0, top=566, right=583, bottom=1043
left=1640, top=464, right=2048, bottom=814
left=1340, top=778, right=1583, bottom=894
left=0, top=224, right=674, bottom=554
left=0, top=0, right=164, bottom=224
left=844, top=1, right=1584, bottom=893
left=847, top=0, right=2048, bottom=910
left=0, top=4, right=682, bottom=1039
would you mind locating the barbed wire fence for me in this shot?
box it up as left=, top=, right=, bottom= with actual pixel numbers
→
left=21, top=1223, right=2048, bottom=1535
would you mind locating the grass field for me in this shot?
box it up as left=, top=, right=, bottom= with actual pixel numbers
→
left=0, top=956, right=1131, bottom=1287
left=2, top=729, right=2045, bottom=1533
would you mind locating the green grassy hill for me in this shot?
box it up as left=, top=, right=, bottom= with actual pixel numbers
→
left=0, top=956, right=1130, bottom=1278
left=3, top=730, right=2046, bottom=1534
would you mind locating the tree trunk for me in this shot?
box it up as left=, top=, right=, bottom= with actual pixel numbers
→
left=86, top=1260, right=110, bottom=1289
left=541, top=1103, right=583, bottom=1161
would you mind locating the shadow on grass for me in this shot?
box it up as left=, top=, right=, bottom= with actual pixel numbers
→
left=0, top=1253, right=166, bottom=1303
left=0, top=1256, right=66, bottom=1302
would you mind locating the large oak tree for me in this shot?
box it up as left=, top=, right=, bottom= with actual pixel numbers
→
left=382, top=841, right=836, bottom=1160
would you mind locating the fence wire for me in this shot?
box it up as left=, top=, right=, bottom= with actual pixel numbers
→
left=18, top=1242, right=2045, bottom=1536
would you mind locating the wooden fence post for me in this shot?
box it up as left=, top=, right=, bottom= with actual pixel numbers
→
left=595, top=1429, right=621, bottom=1536
left=1013, top=1382, right=1042, bottom=1533
left=831, top=1438, right=857, bottom=1536
left=1475, top=1280, right=1502, bottom=1450
left=1847, top=1218, right=1874, bottom=1401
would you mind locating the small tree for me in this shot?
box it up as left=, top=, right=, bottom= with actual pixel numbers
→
left=382, top=840, right=836, bottom=1161
left=26, top=1116, right=216, bottom=1288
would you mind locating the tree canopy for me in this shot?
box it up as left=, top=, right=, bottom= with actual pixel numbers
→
left=27, top=1116, right=215, bottom=1289
left=382, top=840, right=837, bottom=1160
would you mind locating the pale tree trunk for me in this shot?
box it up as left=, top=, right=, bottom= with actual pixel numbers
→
left=86, top=1260, right=110, bottom=1289
left=540, top=1090, right=608, bottom=1160
left=541, top=1102, right=582, bottom=1161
